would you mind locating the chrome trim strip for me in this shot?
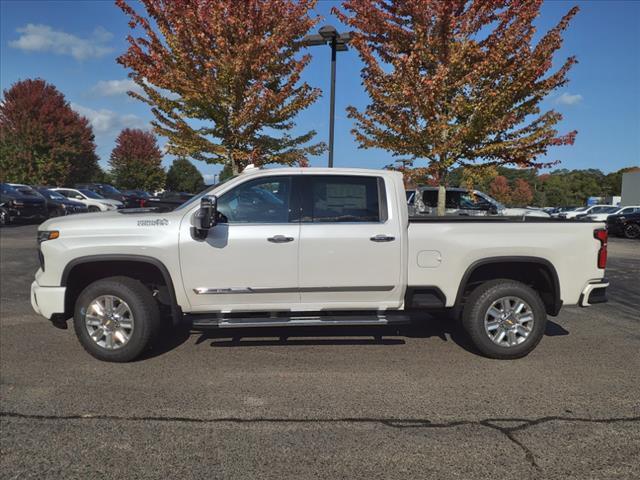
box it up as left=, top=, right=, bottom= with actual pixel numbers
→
left=193, top=285, right=395, bottom=295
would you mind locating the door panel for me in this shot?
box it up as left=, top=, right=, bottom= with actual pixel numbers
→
left=180, top=223, right=300, bottom=310
left=298, top=175, right=402, bottom=309
left=179, top=175, right=300, bottom=311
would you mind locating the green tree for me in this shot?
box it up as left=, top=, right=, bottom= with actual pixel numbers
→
left=109, top=128, right=165, bottom=191
left=165, top=158, right=206, bottom=193
left=335, top=0, right=579, bottom=215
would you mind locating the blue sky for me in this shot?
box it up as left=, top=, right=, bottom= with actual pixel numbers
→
left=1, top=0, right=638, bottom=183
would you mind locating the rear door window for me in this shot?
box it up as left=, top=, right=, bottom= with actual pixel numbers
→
left=303, top=175, right=386, bottom=223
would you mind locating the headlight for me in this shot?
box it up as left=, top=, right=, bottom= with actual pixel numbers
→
left=37, top=230, right=59, bottom=244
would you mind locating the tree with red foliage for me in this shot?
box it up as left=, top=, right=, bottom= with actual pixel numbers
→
left=109, top=128, right=165, bottom=191
left=511, top=178, right=534, bottom=206
left=335, top=0, right=578, bottom=215
left=116, top=0, right=325, bottom=175
left=489, top=175, right=512, bottom=204
left=0, top=78, right=99, bottom=185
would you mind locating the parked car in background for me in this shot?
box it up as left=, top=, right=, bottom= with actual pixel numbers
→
left=557, top=204, right=614, bottom=220
left=607, top=211, right=640, bottom=239
left=410, top=186, right=550, bottom=217
left=576, top=205, right=620, bottom=221
left=583, top=205, right=640, bottom=222
left=36, top=187, right=88, bottom=217
left=75, top=183, right=126, bottom=204
left=51, top=188, right=123, bottom=212
left=146, top=191, right=194, bottom=211
left=550, top=206, right=581, bottom=218
left=0, top=183, right=48, bottom=225
left=121, top=190, right=151, bottom=208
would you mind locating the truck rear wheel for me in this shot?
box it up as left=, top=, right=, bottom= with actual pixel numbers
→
left=73, top=276, right=160, bottom=362
left=462, top=279, right=547, bottom=359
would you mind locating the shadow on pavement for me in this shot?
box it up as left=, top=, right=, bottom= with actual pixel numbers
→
left=144, top=315, right=569, bottom=359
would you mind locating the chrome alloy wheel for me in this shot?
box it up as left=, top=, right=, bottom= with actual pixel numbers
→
left=484, top=296, right=534, bottom=347
left=83, top=295, right=134, bottom=350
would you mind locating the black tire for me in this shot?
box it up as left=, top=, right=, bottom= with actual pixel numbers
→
left=624, top=223, right=640, bottom=239
left=73, top=276, right=160, bottom=362
left=88, top=206, right=101, bottom=213
left=461, top=279, right=547, bottom=359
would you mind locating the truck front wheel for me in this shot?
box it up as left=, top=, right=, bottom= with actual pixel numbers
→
left=462, top=279, right=547, bottom=359
left=73, top=276, right=160, bottom=362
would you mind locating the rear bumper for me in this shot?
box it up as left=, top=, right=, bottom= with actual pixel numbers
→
left=31, top=281, right=66, bottom=319
left=579, top=278, right=609, bottom=307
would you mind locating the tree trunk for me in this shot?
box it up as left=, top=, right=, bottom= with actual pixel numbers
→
left=436, top=163, right=447, bottom=217
left=229, top=150, right=239, bottom=175
left=437, top=184, right=446, bottom=217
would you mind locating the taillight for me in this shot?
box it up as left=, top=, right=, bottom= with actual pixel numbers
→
left=140, top=199, right=146, bottom=207
left=594, top=228, right=608, bottom=269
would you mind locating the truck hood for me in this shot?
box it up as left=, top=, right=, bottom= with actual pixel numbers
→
left=39, top=209, right=181, bottom=233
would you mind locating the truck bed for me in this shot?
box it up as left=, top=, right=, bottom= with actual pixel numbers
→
left=409, top=215, right=591, bottom=223
left=407, top=218, right=604, bottom=309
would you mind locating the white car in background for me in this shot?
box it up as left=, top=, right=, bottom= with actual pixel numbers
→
left=584, top=205, right=640, bottom=222
left=558, top=204, right=614, bottom=220
left=51, top=188, right=123, bottom=212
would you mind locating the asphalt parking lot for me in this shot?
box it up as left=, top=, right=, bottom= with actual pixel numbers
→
left=1, top=224, right=639, bottom=479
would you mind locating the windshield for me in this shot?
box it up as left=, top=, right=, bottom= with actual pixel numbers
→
left=40, top=189, right=66, bottom=200
left=79, top=189, right=103, bottom=199
left=15, top=186, right=44, bottom=198
left=1, top=184, right=18, bottom=194
left=102, top=185, right=122, bottom=195
left=574, top=206, right=588, bottom=212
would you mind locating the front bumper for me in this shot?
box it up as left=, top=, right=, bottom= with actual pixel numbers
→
left=579, top=278, right=609, bottom=307
left=7, top=206, right=48, bottom=221
left=30, top=281, right=66, bottom=319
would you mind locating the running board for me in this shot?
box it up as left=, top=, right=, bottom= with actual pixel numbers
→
left=188, top=312, right=410, bottom=329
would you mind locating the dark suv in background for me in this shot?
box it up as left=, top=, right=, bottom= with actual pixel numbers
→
left=36, top=187, right=88, bottom=216
left=607, top=211, right=640, bottom=239
left=75, top=183, right=126, bottom=204
left=0, top=183, right=48, bottom=225
left=121, top=189, right=151, bottom=208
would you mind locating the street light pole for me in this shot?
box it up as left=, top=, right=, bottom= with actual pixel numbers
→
left=328, top=37, right=337, bottom=168
left=301, top=26, right=350, bottom=168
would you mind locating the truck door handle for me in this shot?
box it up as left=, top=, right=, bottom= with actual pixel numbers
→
left=267, top=235, right=294, bottom=243
left=370, top=235, right=395, bottom=242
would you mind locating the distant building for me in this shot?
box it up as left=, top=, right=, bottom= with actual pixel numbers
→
left=621, top=171, right=640, bottom=206
left=587, top=196, right=620, bottom=206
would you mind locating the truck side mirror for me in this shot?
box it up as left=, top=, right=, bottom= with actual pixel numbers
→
left=194, top=196, right=217, bottom=239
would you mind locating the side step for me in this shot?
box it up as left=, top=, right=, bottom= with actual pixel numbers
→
left=187, top=312, right=411, bottom=329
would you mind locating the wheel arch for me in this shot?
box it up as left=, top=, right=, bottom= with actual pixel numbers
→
left=454, top=256, right=562, bottom=316
left=61, top=254, right=181, bottom=325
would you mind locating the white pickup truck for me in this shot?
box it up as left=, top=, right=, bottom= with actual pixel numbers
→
left=31, top=167, right=609, bottom=362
